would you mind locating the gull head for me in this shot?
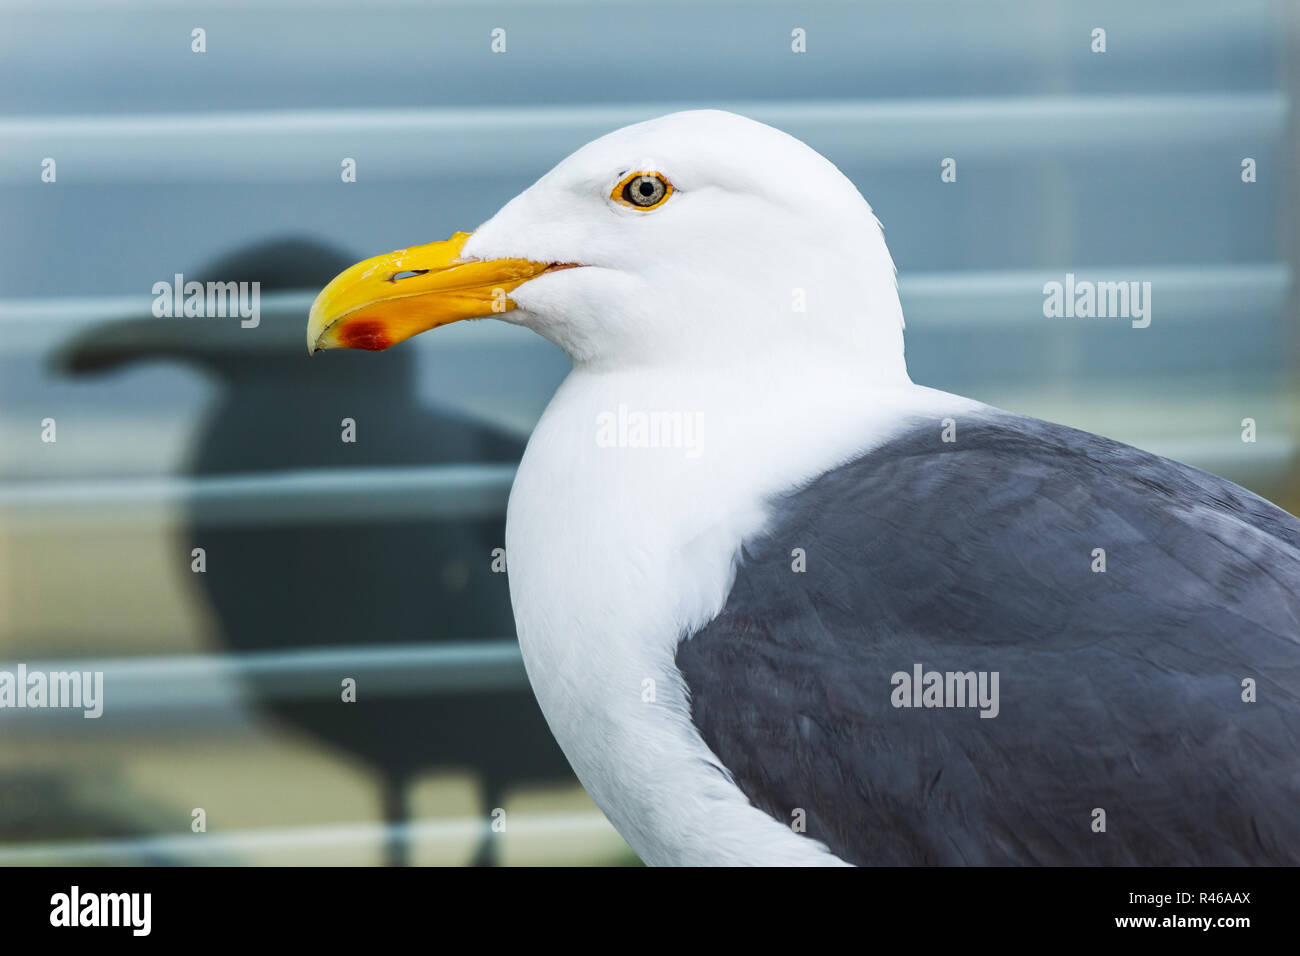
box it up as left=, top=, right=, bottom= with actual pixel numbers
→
left=308, top=109, right=907, bottom=379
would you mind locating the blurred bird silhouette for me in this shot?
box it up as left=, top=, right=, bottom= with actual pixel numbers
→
left=53, top=237, right=574, bottom=866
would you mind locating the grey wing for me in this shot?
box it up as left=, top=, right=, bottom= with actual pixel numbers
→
left=676, top=413, right=1300, bottom=865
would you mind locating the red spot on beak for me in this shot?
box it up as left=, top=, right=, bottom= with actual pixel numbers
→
left=338, top=319, right=394, bottom=351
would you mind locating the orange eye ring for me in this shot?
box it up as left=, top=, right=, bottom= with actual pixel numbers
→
left=612, top=171, right=674, bottom=210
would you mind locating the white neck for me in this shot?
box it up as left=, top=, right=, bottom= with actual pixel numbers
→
left=504, top=355, right=971, bottom=864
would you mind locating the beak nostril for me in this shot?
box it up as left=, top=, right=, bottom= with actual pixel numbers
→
left=390, top=270, right=429, bottom=282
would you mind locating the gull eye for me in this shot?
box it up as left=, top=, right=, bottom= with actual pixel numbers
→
left=613, top=171, right=672, bottom=210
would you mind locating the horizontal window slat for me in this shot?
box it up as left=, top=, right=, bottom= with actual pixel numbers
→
left=0, top=94, right=1283, bottom=184
left=1, top=0, right=1276, bottom=117
left=0, top=437, right=1292, bottom=533
left=0, top=641, right=526, bottom=730
left=0, top=464, right=515, bottom=531
left=0, top=263, right=1287, bottom=351
left=0, top=811, right=618, bottom=865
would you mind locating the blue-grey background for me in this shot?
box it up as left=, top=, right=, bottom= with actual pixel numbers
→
left=0, top=0, right=1295, bottom=864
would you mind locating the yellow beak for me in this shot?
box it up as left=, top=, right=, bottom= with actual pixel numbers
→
left=306, top=231, right=552, bottom=354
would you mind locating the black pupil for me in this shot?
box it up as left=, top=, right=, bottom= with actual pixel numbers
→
left=627, top=175, right=662, bottom=205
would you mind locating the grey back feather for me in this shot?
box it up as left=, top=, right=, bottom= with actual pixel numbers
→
left=677, top=413, right=1300, bottom=864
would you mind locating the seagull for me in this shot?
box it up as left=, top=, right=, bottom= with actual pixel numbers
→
left=307, top=110, right=1300, bottom=866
